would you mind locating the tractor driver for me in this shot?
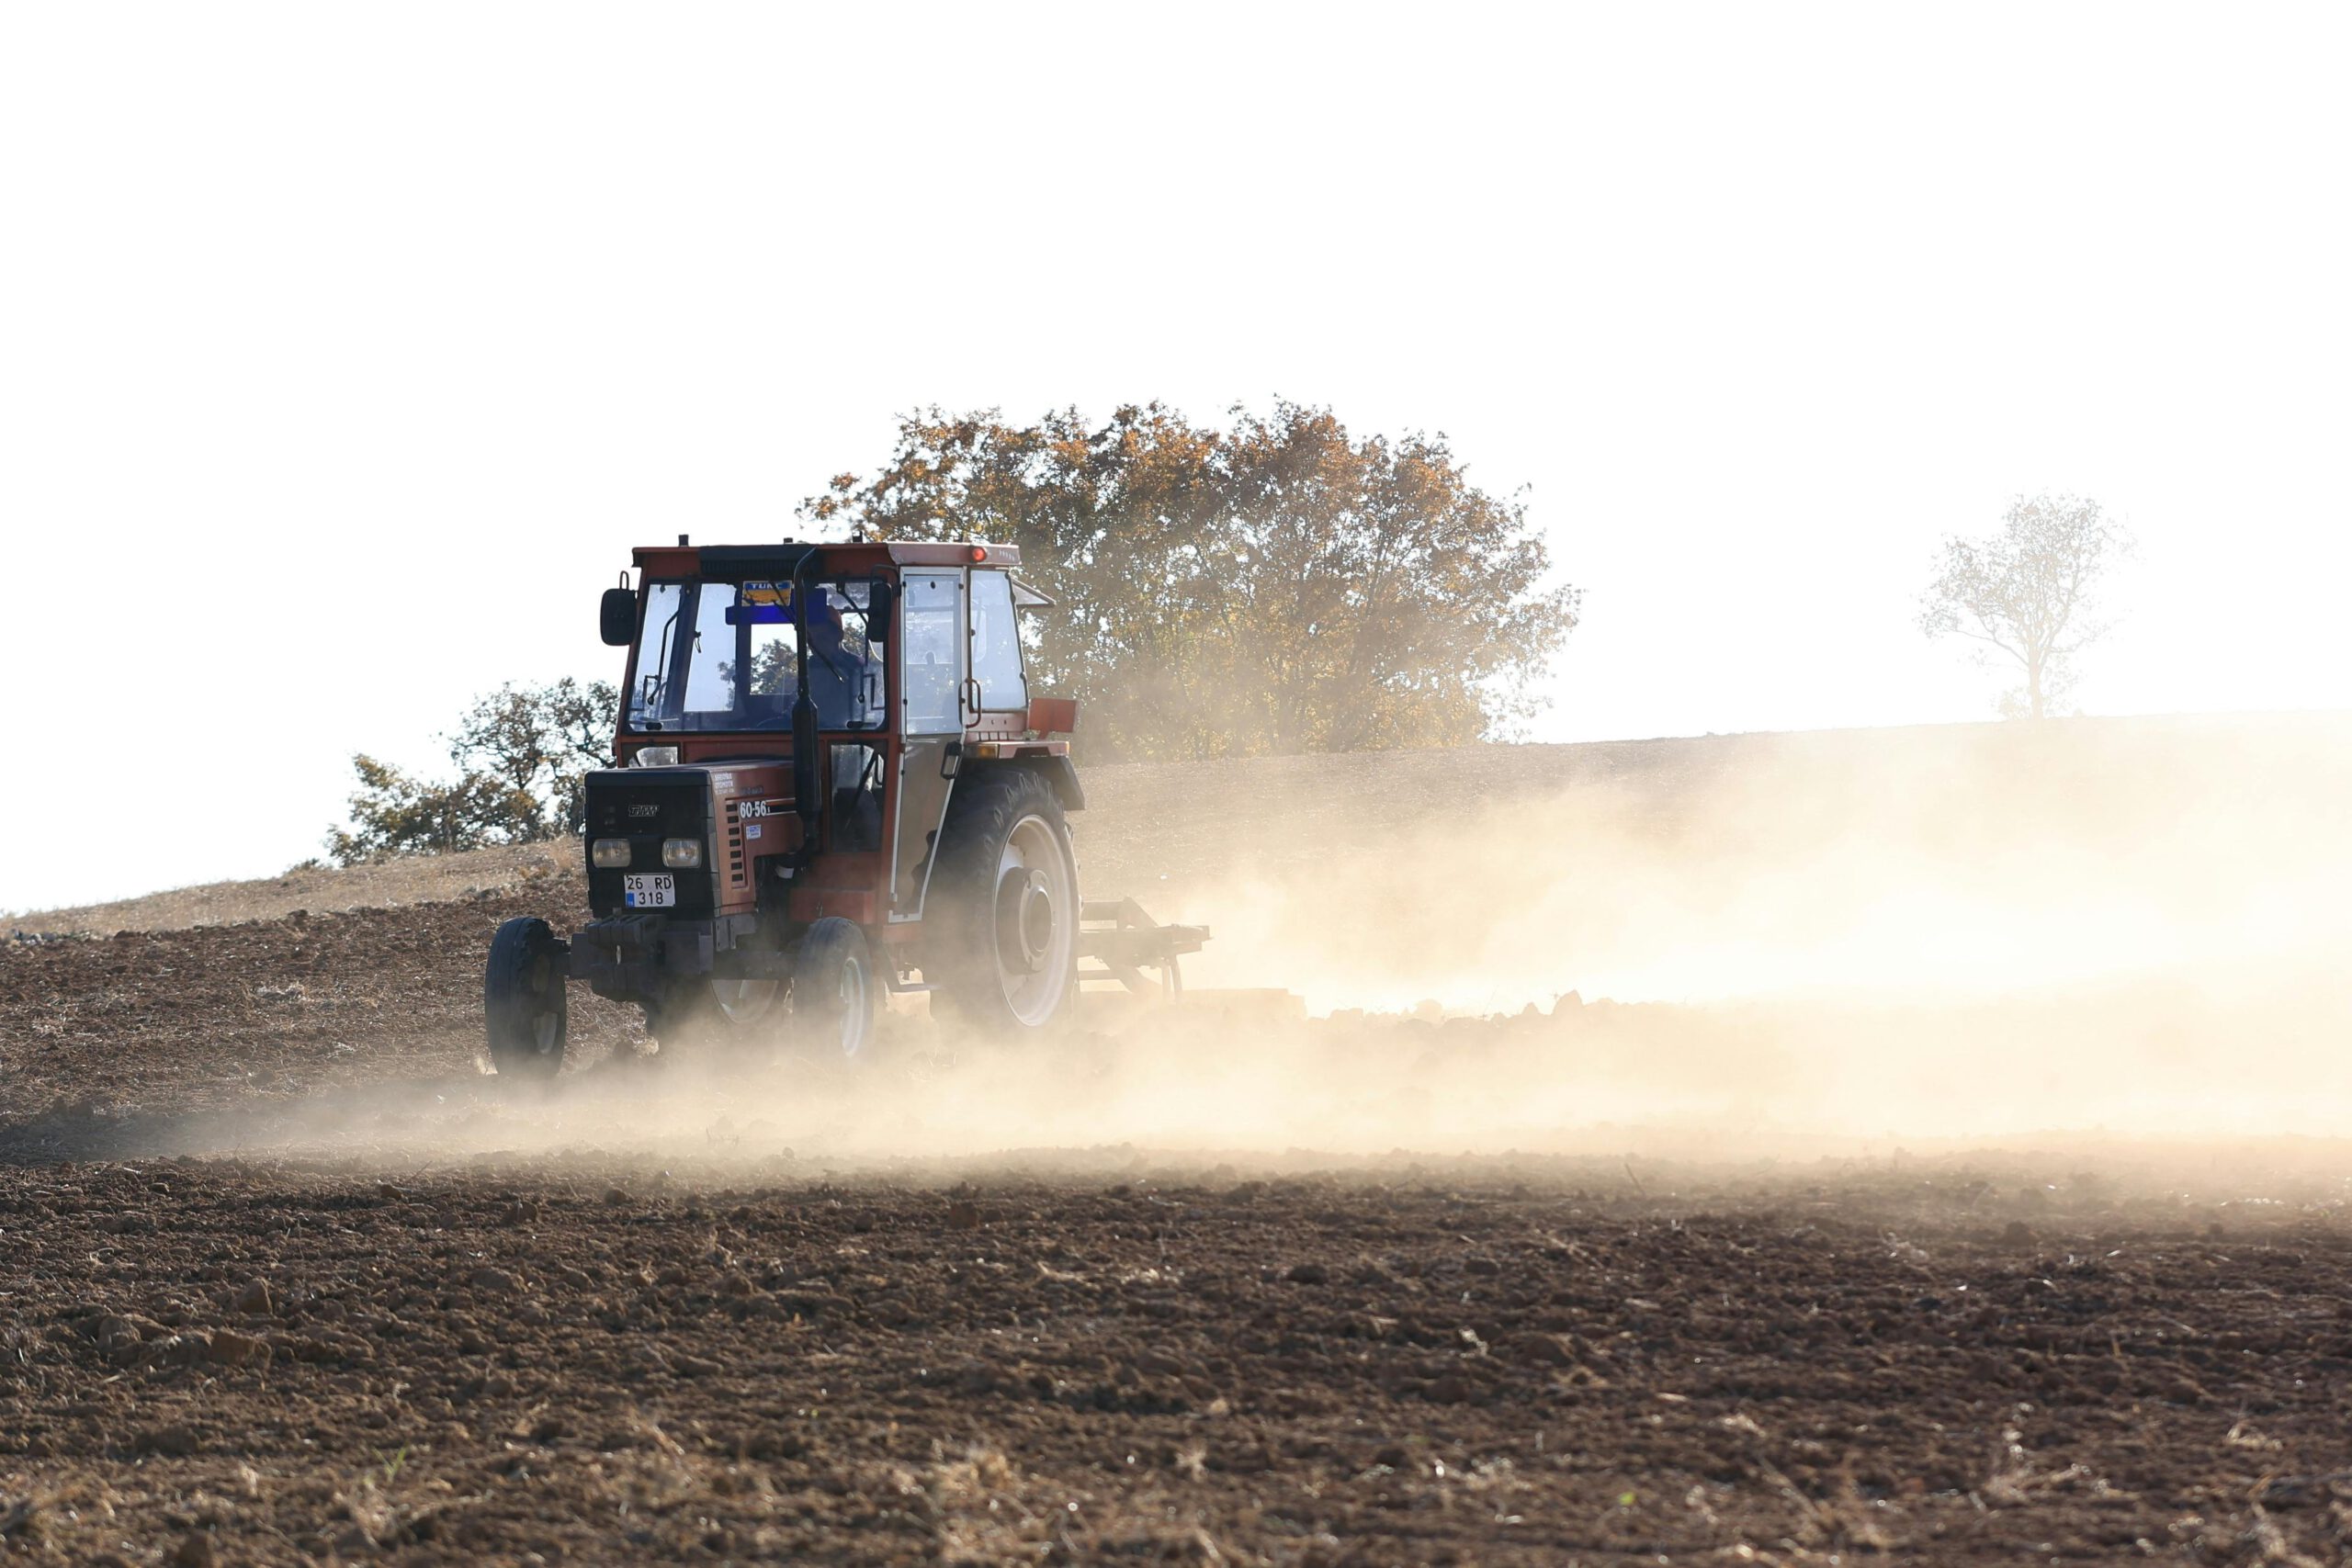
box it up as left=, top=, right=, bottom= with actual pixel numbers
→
left=803, top=590, right=877, bottom=728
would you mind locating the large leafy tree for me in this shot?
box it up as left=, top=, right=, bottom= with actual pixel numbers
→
left=803, top=401, right=1577, bottom=760
left=326, top=679, right=617, bottom=863
left=324, top=755, right=542, bottom=863
left=1921, top=493, right=2132, bottom=718
left=446, top=677, right=618, bottom=835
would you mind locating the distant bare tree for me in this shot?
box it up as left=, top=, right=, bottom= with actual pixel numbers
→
left=1921, top=492, right=2132, bottom=718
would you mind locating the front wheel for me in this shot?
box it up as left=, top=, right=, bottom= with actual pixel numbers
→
left=925, top=768, right=1080, bottom=1032
left=791, top=917, right=881, bottom=1062
left=484, top=917, right=568, bottom=1078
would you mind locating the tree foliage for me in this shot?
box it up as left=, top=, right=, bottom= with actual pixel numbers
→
left=1920, top=492, right=2132, bottom=719
left=803, top=401, right=1577, bottom=761
left=445, top=678, right=617, bottom=836
left=326, top=680, right=617, bottom=864
left=324, top=755, right=543, bottom=863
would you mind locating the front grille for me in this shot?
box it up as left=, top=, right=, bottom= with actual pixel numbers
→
left=583, top=769, right=715, bottom=917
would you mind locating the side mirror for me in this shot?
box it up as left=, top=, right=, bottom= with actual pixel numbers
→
left=865, top=581, right=896, bottom=643
left=599, top=587, right=637, bottom=647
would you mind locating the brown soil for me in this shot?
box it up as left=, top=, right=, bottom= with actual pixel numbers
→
left=7, top=716, right=2352, bottom=1562
left=7, top=1152, right=2351, bottom=1564
left=8, top=893, right=2352, bottom=1562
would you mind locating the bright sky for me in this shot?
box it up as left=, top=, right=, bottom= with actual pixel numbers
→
left=5, top=4, right=2348, bottom=913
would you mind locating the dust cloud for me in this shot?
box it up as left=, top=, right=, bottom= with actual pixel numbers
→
left=1124, top=715, right=2352, bottom=1141
left=174, top=714, right=2350, bottom=1168
left=1162, top=718, right=2347, bottom=1010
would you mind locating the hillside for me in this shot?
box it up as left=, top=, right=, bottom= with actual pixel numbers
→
left=22, top=712, right=2349, bottom=941
left=10, top=840, right=579, bottom=937
left=13, top=711, right=2348, bottom=1140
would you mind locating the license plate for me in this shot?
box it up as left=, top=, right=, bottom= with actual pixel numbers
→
left=622, top=874, right=674, bottom=908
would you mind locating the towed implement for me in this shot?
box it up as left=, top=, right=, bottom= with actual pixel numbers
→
left=483, top=537, right=1206, bottom=1075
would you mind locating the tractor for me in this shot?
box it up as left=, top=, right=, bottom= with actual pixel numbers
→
left=482, top=536, right=1205, bottom=1076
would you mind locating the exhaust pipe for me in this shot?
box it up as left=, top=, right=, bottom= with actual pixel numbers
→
left=791, top=550, right=821, bottom=857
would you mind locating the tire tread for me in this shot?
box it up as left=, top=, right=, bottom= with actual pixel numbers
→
left=924, top=766, right=1077, bottom=1032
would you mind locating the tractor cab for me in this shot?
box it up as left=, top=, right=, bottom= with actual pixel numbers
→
left=588, top=537, right=1080, bottom=922
left=605, top=539, right=1051, bottom=748
left=479, top=537, right=1197, bottom=1080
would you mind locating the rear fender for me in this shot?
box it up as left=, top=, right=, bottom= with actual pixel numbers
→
left=999, top=753, right=1085, bottom=813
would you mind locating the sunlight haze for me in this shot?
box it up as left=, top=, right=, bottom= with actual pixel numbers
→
left=4, top=1, right=2347, bottom=912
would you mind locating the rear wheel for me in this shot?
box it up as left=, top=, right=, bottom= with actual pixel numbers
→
left=484, top=917, right=568, bottom=1078
left=925, top=768, right=1080, bottom=1032
left=644, top=974, right=781, bottom=1053
left=790, top=917, right=880, bottom=1062
left=707, top=977, right=782, bottom=1027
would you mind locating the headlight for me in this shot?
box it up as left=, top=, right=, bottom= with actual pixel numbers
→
left=631, top=746, right=681, bottom=768
left=591, top=838, right=632, bottom=868
left=662, top=838, right=703, bottom=868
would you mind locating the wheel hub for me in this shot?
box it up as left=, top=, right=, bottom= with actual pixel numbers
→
left=996, top=867, right=1054, bottom=974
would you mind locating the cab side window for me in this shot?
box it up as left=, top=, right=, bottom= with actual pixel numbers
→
left=901, top=570, right=964, bottom=733
left=971, top=570, right=1028, bottom=711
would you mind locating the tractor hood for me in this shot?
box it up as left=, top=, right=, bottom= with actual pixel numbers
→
left=582, top=764, right=797, bottom=920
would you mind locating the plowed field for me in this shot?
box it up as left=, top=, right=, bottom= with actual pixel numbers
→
left=7, top=720, right=2352, bottom=1563
left=11, top=1151, right=2352, bottom=1566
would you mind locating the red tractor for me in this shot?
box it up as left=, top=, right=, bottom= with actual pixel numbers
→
left=483, top=537, right=1204, bottom=1075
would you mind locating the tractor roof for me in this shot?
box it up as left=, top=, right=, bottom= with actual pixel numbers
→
left=631, top=540, right=1020, bottom=578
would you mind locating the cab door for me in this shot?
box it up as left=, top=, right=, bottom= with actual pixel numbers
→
left=890, top=569, right=966, bottom=920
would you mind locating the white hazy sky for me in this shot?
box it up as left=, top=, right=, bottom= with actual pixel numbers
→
left=5, top=3, right=2348, bottom=914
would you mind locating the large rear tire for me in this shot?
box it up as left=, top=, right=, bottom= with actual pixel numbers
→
left=925, top=767, right=1080, bottom=1033
left=485, top=917, right=568, bottom=1078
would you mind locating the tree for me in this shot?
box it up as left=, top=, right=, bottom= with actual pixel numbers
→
left=325, top=679, right=618, bottom=863
left=802, top=400, right=1578, bottom=760
left=447, top=678, right=618, bottom=836
left=1921, top=492, right=2132, bottom=719
left=324, top=755, right=543, bottom=863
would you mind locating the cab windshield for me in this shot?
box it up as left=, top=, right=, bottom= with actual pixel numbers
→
left=628, top=580, right=882, bottom=732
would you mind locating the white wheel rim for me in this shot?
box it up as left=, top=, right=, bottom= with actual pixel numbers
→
left=711, top=977, right=780, bottom=1024
left=837, top=954, right=869, bottom=1057
left=995, top=813, right=1076, bottom=1025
